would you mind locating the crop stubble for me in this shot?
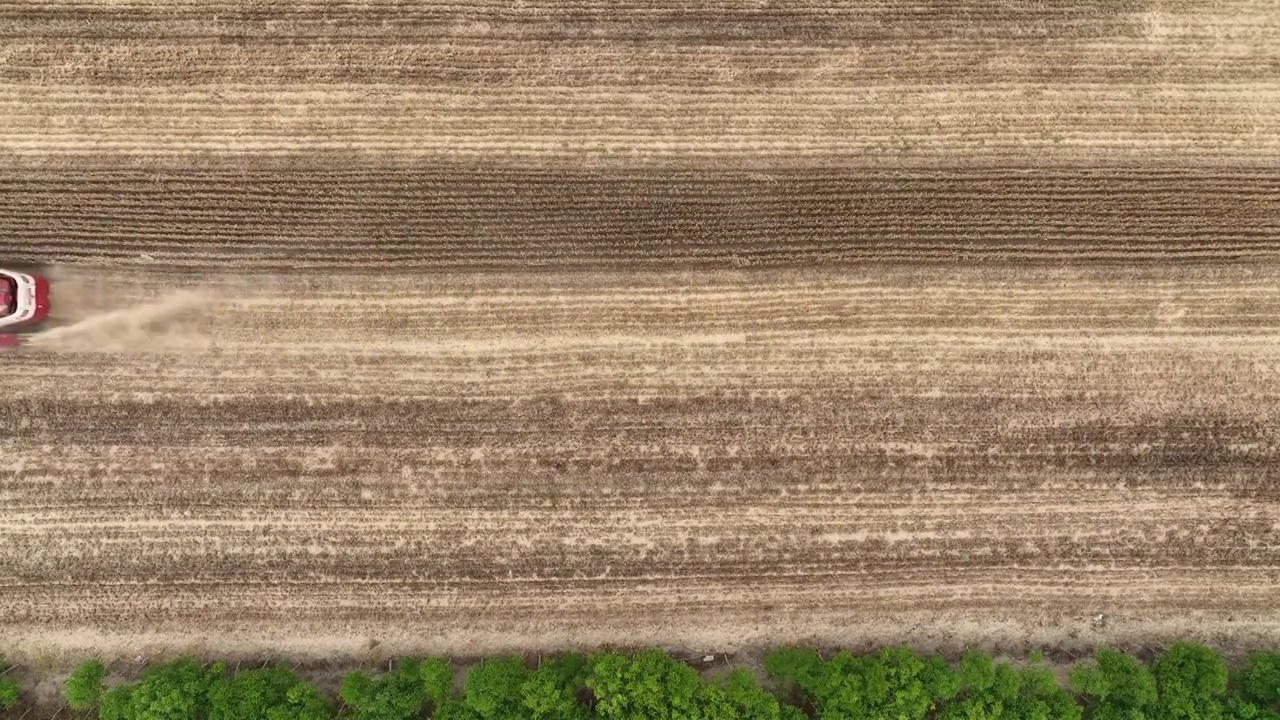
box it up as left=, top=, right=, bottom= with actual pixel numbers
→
left=1, top=0, right=1280, bottom=659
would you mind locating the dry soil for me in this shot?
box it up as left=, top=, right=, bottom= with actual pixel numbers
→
left=1, top=0, right=1279, bottom=664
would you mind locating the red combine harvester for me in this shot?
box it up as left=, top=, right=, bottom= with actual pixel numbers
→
left=0, top=267, right=51, bottom=349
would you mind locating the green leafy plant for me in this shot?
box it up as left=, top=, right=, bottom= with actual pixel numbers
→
left=65, top=659, right=107, bottom=711
left=98, top=658, right=223, bottom=720
left=764, top=647, right=824, bottom=696
left=767, top=646, right=957, bottom=720
left=942, top=650, right=1081, bottom=720
left=422, top=658, right=455, bottom=708
left=0, top=655, right=18, bottom=711
left=0, top=677, right=17, bottom=711
left=340, top=659, right=437, bottom=720
left=522, top=654, right=590, bottom=720
left=1241, top=651, right=1280, bottom=713
left=3, top=642, right=1280, bottom=720
left=208, top=664, right=332, bottom=720
left=1151, top=642, right=1237, bottom=720
left=702, top=668, right=786, bottom=720
left=588, top=649, right=706, bottom=720
left=463, top=656, right=531, bottom=720
left=1070, top=648, right=1158, bottom=720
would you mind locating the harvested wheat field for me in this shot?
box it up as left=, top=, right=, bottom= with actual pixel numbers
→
left=2, top=0, right=1280, bottom=662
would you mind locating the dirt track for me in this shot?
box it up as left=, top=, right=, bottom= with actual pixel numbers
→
left=2, top=0, right=1280, bottom=661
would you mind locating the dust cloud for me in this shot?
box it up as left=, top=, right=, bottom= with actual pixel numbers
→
left=21, top=266, right=220, bottom=352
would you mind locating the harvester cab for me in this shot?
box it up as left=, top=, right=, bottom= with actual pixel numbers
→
left=0, top=267, right=52, bottom=348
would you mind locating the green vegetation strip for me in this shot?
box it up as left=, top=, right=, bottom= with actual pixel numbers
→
left=4, top=642, right=1280, bottom=720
